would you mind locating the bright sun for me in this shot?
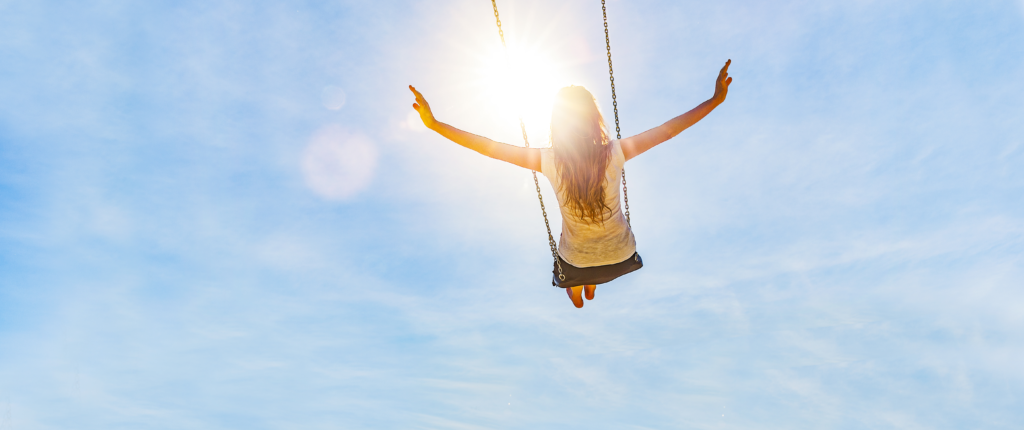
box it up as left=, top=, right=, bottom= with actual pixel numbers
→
left=474, top=43, right=570, bottom=147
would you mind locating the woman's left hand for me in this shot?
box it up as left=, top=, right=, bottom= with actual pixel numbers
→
left=409, top=85, right=437, bottom=129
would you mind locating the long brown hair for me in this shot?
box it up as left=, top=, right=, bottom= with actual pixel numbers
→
left=550, top=86, right=611, bottom=225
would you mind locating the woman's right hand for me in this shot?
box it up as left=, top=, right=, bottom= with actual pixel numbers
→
left=409, top=85, right=437, bottom=129
left=712, top=59, right=733, bottom=105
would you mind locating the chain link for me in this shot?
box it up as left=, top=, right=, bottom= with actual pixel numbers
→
left=491, top=0, right=564, bottom=281
left=602, top=0, right=632, bottom=228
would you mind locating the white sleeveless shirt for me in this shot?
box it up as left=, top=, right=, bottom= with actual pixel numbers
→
left=539, top=139, right=637, bottom=268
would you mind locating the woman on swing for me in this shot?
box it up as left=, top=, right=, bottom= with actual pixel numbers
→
left=409, top=60, right=732, bottom=308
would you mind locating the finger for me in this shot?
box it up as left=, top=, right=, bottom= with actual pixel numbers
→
left=413, top=103, right=420, bottom=111
left=726, top=77, right=733, bottom=86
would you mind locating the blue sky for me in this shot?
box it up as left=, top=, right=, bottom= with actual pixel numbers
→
left=1, top=0, right=1023, bottom=428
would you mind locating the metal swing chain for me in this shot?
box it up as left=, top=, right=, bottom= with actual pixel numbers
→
left=602, top=0, right=632, bottom=229
left=491, top=0, right=565, bottom=281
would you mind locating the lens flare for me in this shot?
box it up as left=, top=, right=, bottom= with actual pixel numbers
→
left=302, top=125, right=377, bottom=201
left=321, top=85, right=347, bottom=110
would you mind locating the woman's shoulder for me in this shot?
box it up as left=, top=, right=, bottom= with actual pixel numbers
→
left=609, top=139, right=625, bottom=165
left=539, top=146, right=556, bottom=177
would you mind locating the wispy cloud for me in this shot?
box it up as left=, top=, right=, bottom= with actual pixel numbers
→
left=1, top=0, right=1022, bottom=429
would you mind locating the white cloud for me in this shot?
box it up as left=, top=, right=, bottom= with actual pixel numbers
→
left=301, top=124, right=378, bottom=201
left=3, top=0, right=1024, bottom=428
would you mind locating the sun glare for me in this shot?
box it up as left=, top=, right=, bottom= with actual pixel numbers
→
left=474, top=43, right=570, bottom=147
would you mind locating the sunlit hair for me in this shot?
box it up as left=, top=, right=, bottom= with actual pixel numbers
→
left=550, top=85, right=611, bottom=225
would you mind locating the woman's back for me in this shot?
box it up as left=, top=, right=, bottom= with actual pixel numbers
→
left=541, top=139, right=636, bottom=268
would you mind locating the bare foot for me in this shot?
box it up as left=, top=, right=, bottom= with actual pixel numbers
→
left=584, top=284, right=596, bottom=300
left=567, top=286, right=584, bottom=308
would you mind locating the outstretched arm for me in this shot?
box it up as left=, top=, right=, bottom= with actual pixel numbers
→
left=410, top=85, right=541, bottom=171
left=620, top=60, right=733, bottom=161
